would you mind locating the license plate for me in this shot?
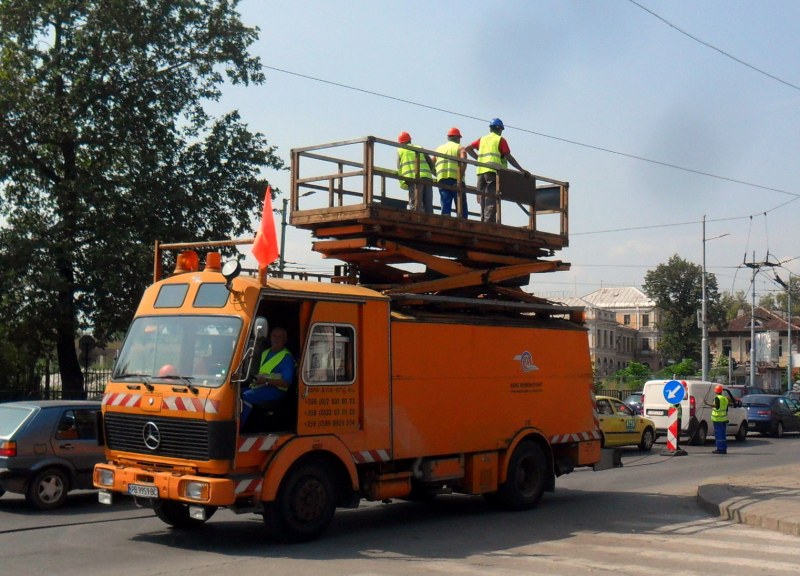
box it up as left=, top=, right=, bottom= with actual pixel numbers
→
left=128, top=483, right=159, bottom=498
left=647, top=409, right=667, bottom=416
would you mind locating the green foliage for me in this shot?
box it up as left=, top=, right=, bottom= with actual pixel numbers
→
left=607, top=361, right=652, bottom=390
left=655, top=358, right=698, bottom=379
left=643, top=254, right=723, bottom=364
left=720, top=290, right=751, bottom=323
left=0, top=1, right=284, bottom=397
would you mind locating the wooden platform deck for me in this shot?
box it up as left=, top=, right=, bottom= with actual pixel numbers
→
left=289, top=136, right=572, bottom=293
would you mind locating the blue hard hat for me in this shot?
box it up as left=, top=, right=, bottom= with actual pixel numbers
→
left=489, top=118, right=504, bottom=129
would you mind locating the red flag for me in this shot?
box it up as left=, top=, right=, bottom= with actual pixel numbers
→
left=251, top=186, right=279, bottom=268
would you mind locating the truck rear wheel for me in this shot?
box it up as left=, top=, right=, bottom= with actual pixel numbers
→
left=264, top=460, right=336, bottom=542
left=153, top=500, right=217, bottom=529
left=489, top=440, right=547, bottom=511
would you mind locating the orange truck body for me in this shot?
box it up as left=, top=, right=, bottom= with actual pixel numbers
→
left=94, top=263, right=602, bottom=540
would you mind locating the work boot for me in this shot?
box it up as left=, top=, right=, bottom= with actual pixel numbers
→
left=712, top=449, right=727, bottom=454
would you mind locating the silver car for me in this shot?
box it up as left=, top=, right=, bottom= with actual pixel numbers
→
left=0, top=400, right=103, bottom=509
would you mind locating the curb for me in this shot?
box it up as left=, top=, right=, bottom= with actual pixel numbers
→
left=697, top=483, right=800, bottom=537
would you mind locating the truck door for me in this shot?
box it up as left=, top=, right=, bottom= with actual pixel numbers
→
left=297, top=301, right=362, bottom=436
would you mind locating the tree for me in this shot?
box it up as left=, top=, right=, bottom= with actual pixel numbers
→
left=720, top=290, right=750, bottom=324
left=607, top=361, right=651, bottom=390
left=643, top=254, right=723, bottom=364
left=0, top=1, right=284, bottom=398
left=655, top=358, right=698, bottom=380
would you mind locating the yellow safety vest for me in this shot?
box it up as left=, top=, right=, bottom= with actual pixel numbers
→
left=435, top=141, right=461, bottom=182
left=711, top=394, right=729, bottom=422
left=476, top=132, right=507, bottom=175
left=397, top=145, right=433, bottom=188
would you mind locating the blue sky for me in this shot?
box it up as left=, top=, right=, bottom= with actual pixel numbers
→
left=215, top=0, right=800, bottom=302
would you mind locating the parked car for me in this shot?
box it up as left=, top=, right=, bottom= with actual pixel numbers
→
left=622, top=392, right=644, bottom=415
left=0, top=400, right=103, bottom=509
left=727, top=385, right=765, bottom=400
left=783, top=390, right=800, bottom=402
left=741, top=394, right=800, bottom=437
left=595, top=395, right=657, bottom=451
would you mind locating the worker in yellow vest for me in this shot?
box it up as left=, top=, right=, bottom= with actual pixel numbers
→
left=397, top=131, right=435, bottom=214
left=435, top=127, right=468, bottom=218
left=705, top=384, right=729, bottom=454
left=241, top=326, right=295, bottom=428
left=465, top=118, right=530, bottom=223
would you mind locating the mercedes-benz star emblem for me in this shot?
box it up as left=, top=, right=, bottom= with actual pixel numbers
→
left=143, top=421, right=161, bottom=450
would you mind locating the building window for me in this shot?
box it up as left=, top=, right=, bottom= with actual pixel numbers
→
left=641, top=338, right=651, bottom=351
left=642, top=313, right=650, bottom=327
left=623, top=314, right=631, bottom=325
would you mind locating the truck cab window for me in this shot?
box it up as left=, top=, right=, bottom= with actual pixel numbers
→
left=303, top=324, right=355, bottom=385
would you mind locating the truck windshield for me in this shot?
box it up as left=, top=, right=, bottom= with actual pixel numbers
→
left=113, top=315, right=242, bottom=388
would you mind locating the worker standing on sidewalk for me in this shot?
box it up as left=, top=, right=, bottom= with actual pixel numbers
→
left=706, top=384, right=729, bottom=454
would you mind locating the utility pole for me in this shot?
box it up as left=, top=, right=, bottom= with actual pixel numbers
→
left=701, top=216, right=728, bottom=382
left=744, top=253, right=779, bottom=387
left=774, top=270, right=793, bottom=391
left=279, top=198, right=288, bottom=274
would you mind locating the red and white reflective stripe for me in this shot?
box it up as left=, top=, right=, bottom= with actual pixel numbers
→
left=351, top=449, right=390, bottom=464
left=162, top=396, right=220, bottom=414
left=234, top=478, right=263, bottom=495
left=238, top=434, right=279, bottom=453
left=666, top=405, right=679, bottom=451
left=550, top=429, right=602, bottom=444
left=102, top=393, right=142, bottom=407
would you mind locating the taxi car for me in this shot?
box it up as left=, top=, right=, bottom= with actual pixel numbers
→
left=595, top=395, right=657, bottom=451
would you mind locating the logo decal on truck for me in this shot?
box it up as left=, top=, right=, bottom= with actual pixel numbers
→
left=513, top=351, right=539, bottom=372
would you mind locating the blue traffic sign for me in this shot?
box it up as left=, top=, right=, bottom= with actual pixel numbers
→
left=663, top=380, right=686, bottom=404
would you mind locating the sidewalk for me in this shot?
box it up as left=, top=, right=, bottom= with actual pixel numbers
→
left=696, top=464, right=800, bottom=536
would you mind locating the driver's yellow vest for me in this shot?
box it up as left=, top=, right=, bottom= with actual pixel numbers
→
left=476, top=132, right=507, bottom=175
left=260, top=348, right=289, bottom=374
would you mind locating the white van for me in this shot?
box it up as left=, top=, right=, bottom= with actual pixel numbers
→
left=641, top=380, right=748, bottom=445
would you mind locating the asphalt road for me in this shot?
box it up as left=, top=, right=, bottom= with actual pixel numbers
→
left=2, top=434, right=799, bottom=576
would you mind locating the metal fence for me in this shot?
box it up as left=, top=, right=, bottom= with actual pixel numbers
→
left=0, top=368, right=112, bottom=403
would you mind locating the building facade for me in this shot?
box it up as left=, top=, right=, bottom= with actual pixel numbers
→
left=552, top=287, right=664, bottom=382
left=709, top=307, right=799, bottom=391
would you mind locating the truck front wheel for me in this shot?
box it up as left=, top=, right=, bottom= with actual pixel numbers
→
left=488, top=440, right=547, bottom=511
left=264, top=460, right=336, bottom=542
left=153, top=500, right=217, bottom=529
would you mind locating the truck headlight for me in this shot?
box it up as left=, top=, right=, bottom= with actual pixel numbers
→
left=185, top=481, right=209, bottom=501
left=97, top=469, right=114, bottom=487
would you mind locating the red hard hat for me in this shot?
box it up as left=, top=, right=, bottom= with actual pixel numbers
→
left=398, top=131, right=411, bottom=143
left=714, top=384, right=723, bottom=394
left=447, top=127, right=462, bottom=138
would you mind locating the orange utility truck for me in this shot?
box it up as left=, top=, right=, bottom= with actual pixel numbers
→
left=94, top=137, right=606, bottom=541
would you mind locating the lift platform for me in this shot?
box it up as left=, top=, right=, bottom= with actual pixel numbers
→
left=290, top=136, right=572, bottom=304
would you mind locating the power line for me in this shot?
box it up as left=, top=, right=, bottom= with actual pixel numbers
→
left=264, top=65, right=799, bottom=200
left=628, top=0, right=800, bottom=93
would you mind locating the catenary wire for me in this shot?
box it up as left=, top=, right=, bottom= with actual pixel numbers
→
left=628, top=0, right=800, bottom=93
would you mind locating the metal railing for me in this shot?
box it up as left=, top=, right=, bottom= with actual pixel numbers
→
left=290, top=136, right=569, bottom=241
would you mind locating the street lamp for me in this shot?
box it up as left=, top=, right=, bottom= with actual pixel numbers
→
left=701, top=215, right=729, bottom=382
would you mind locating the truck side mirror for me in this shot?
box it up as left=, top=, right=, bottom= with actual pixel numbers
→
left=253, top=316, right=268, bottom=340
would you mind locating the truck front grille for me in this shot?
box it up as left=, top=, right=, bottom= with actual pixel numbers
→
left=104, top=413, right=210, bottom=461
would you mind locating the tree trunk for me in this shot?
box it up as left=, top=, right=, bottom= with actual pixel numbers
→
left=56, top=263, right=84, bottom=400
